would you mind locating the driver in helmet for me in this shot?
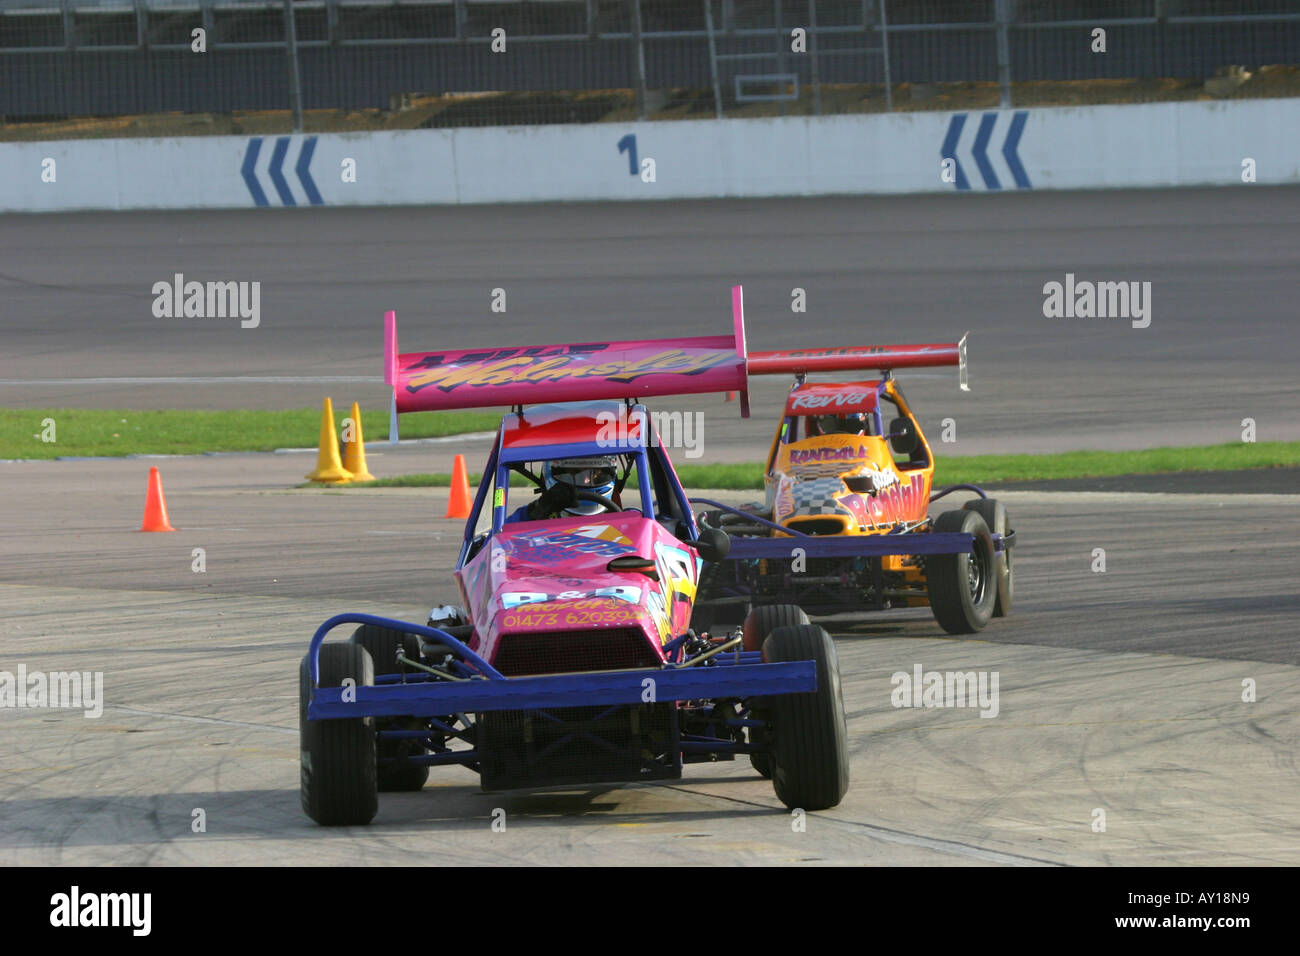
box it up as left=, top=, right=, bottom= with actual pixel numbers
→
left=506, top=456, right=619, bottom=523
left=810, top=411, right=872, bottom=437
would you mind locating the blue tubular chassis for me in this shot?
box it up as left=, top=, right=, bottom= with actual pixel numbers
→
left=692, top=488, right=1013, bottom=559
left=304, top=613, right=818, bottom=778
left=689, top=488, right=1014, bottom=623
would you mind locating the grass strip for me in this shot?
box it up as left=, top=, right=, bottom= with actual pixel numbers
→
left=1, top=407, right=499, bottom=460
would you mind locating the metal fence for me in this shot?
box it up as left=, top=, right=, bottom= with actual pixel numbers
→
left=2, top=0, right=1298, bottom=135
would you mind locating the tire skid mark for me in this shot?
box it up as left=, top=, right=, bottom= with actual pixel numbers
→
left=655, top=784, right=1060, bottom=866
left=108, top=705, right=295, bottom=736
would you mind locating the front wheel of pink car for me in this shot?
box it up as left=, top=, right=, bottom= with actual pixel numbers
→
left=763, top=624, right=849, bottom=812
left=743, top=604, right=810, bottom=779
left=351, top=624, right=430, bottom=793
left=300, top=643, right=378, bottom=826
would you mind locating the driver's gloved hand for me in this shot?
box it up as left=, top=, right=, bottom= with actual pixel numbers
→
left=528, top=481, right=577, bottom=520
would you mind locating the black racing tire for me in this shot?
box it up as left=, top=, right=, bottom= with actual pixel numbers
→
left=742, top=604, right=809, bottom=653
left=350, top=624, right=421, bottom=673
left=350, top=624, right=429, bottom=792
left=300, top=642, right=378, bottom=826
left=963, top=498, right=1014, bottom=617
left=763, top=624, right=849, bottom=811
left=927, top=510, right=997, bottom=634
left=742, top=605, right=810, bottom=779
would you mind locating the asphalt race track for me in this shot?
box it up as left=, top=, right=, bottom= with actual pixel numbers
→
left=3, top=186, right=1299, bottom=454
left=1, top=458, right=1296, bottom=865
left=1, top=189, right=1298, bottom=865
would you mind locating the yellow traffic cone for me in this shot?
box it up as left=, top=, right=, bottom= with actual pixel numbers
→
left=342, top=401, right=375, bottom=482
left=305, top=397, right=354, bottom=483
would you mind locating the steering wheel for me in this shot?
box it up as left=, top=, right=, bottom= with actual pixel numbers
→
left=575, top=489, right=621, bottom=513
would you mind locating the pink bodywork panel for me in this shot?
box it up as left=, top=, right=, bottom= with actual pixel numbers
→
left=453, top=512, right=701, bottom=665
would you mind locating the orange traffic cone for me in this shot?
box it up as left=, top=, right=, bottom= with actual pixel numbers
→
left=724, top=391, right=736, bottom=402
left=305, top=397, right=353, bottom=483
left=341, top=401, right=375, bottom=482
left=445, top=454, right=472, bottom=519
left=140, top=466, right=176, bottom=532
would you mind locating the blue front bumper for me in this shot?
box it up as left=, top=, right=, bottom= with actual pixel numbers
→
left=305, top=613, right=816, bottom=721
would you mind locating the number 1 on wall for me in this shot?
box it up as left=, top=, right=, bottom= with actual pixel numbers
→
left=617, top=134, right=638, bottom=176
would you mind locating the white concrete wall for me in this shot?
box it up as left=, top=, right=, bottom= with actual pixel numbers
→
left=1, top=98, right=1296, bottom=213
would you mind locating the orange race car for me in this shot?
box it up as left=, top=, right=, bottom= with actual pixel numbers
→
left=692, top=336, right=1016, bottom=637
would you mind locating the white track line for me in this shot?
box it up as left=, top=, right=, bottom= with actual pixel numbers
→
left=991, top=489, right=1300, bottom=503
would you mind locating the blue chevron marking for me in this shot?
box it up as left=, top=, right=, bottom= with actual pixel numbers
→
left=972, top=113, right=1001, bottom=190
left=1002, top=110, right=1032, bottom=189
left=941, top=114, right=970, bottom=191
left=241, top=138, right=268, bottom=207
left=268, top=137, right=295, bottom=207
left=296, top=136, right=324, bottom=206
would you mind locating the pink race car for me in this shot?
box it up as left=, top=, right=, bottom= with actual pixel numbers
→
left=299, top=297, right=849, bottom=825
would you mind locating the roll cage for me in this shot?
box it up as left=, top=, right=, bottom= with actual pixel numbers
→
left=765, top=378, right=934, bottom=475
left=455, top=401, right=701, bottom=569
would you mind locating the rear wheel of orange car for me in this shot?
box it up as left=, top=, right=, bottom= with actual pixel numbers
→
left=743, top=604, right=810, bottom=779
left=927, top=510, right=997, bottom=634
left=742, top=604, right=810, bottom=653
left=763, top=624, right=849, bottom=811
left=963, top=498, right=1013, bottom=617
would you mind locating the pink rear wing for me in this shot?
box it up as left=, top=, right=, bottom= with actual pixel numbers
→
left=383, top=288, right=750, bottom=419
left=748, top=335, right=969, bottom=391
